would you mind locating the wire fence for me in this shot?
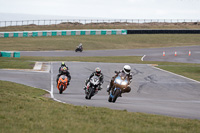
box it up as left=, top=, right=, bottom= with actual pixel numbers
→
left=0, top=19, right=200, bottom=27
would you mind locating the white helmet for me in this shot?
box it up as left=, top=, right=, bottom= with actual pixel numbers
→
left=123, top=65, right=131, bottom=74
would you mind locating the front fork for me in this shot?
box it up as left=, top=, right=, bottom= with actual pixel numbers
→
left=110, top=87, right=121, bottom=98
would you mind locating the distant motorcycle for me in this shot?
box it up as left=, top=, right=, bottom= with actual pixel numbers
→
left=85, top=76, right=100, bottom=99
left=75, top=46, right=83, bottom=52
left=108, top=72, right=128, bottom=103
left=57, top=75, right=68, bottom=94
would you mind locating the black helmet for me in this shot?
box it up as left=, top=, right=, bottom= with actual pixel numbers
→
left=95, top=67, right=101, bottom=76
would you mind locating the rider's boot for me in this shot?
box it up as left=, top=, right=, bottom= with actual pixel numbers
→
left=107, top=88, right=110, bottom=95
left=83, top=86, right=86, bottom=90
left=98, top=86, right=102, bottom=91
left=84, top=80, right=89, bottom=90
left=107, top=85, right=111, bottom=92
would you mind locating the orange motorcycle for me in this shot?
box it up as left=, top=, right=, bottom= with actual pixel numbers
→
left=57, top=75, right=68, bottom=94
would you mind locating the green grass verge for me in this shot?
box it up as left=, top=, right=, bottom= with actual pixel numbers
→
left=1, top=56, right=200, bottom=81
left=0, top=58, right=34, bottom=69
left=0, top=80, right=200, bottom=133
left=158, top=65, right=200, bottom=81
left=0, top=34, right=200, bottom=51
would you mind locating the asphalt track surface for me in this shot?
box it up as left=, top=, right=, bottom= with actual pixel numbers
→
left=1, top=46, right=200, bottom=119
left=21, top=45, right=200, bottom=63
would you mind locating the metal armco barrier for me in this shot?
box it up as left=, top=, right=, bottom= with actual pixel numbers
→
left=0, top=29, right=127, bottom=38
left=127, top=30, right=200, bottom=34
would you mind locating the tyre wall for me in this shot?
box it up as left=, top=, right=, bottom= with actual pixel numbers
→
left=0, top=51, right=20, bottom=57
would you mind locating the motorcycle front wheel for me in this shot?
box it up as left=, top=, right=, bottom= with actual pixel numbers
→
left=59, top=85, right=63, bottom=94
left=88, top=87, right=95, bottom=99
left=112, top=89, right=120, bottom=103
left=108, top=95, right=112, bottom=102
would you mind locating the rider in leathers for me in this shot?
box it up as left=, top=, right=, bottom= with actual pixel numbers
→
left=84, top=67, right=104, bottom=90
left=78, top=43, right=83, bottom=50
left=56, top=66, right=71, bottom=86
left=107, top=65, right=132, bottom=95
left=59, top=62, right=69, bottom=73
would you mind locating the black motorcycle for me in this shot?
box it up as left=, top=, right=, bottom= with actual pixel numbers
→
left=85, top=76, right=100, bottom=99
left=75, top=46, right=83, bottom=52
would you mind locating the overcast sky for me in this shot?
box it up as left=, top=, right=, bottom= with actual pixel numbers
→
left=0, top=0, right=200, bottom=19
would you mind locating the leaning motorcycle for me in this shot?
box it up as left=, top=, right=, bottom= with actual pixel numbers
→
left=57, top=75, right=68, bottom=94
left=75, top=46, right=83, bottom=52
left=108, top=72, right=128, bottom=103
left=85, top=76, right=100, bottom=99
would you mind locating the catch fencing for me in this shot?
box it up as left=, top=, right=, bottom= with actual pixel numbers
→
left=0, top=19, right=200, bottom=27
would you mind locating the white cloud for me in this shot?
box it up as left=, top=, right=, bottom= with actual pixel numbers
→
left=0, top=0, right=199, bottom=19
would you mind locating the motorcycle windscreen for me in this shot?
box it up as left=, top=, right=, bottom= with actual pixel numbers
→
left=114, top=75, right=128, bottom=88
left=90, top=76, right=100, bottom=86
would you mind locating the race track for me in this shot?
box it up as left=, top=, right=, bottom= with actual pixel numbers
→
left=21, top=45, right=200, bottom=63
left=1, top=61, right=200, bottom=119
left=1, top=46, right=200, bottom=119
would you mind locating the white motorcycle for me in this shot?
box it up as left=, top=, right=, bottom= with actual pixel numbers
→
left=85, top=76, right=101, bottom=99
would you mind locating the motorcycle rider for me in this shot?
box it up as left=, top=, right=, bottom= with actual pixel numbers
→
left=78, top=43, right=83, bottom=50
left=56, top=66, right=71, bottom=86
left=83, top=67, right=104, bottom=91
left=76, top=43, right=83, bottom=51
left=59, top=62, right=68, bottom=73
left=107, top=65, right=132, bottom=95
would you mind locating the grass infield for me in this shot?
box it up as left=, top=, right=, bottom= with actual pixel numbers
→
left=0, top=34, right=200, bottom=51
left=0, top=80, right=200, bottom=133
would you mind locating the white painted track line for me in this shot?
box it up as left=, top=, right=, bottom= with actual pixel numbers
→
left=50, top=62, right=66, bottom=103
left=141, top=55, right=146, bottom=61
left=153, top=66, right=200, bottom=84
